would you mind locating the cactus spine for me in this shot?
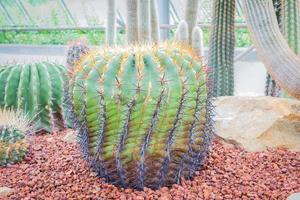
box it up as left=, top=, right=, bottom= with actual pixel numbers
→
left=192, top=26, right=204, bottom=57
left=0, top=109, right=31, bottom=166
left=150, top=0, right=160, bottom=42
left=106, top=0, right=116, bottom=46
left=70, top=43, right=213, bottom=190
left=175, top=20, right=189, bottom=44
left=208, top=0, right=235, bottom=96
left=0, top=62, right=68, bottom=132
left=184, top=0, right=199, bottom=44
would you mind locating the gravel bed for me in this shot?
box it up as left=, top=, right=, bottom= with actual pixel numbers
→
left=0, top=130, right=299, bottom=200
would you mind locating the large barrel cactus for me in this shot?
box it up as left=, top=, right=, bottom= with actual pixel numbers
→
left=0, top=109, right=31, bottom=166
left=0, top=62, right=68, bottom=132
left=70, top=43, right=214, bottom=190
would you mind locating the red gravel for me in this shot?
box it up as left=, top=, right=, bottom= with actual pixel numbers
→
left=0, top=130, right=299, bottom=200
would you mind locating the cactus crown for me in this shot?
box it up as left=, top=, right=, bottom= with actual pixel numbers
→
left=0, top=108, right=31, bottom=166
left=70, top=42, right=213, bottom=190
left=67, top=39, right=90, bottom=68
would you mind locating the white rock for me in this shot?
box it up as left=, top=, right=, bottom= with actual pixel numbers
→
left=0, top=187, right=14, bottom=198
left=288, top=193, right=300, bottom=200
left=215, top=96, right=300, bottom=152
left=63, top=129, right=78, bottom=144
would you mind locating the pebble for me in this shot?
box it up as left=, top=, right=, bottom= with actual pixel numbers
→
left=0, top=130, right=299, bottom=200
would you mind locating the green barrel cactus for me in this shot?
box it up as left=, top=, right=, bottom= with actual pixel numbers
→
left=0, top=62, right=68, bottom=132
left=70, top=43, right=214, bottom=190
left=0, top=109, right=31, bottom=166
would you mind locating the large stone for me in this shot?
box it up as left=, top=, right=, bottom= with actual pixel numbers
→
left=215, top=96, right=300, bottom=152
left=63, top=129, right=78, bottom=144
left=288, top=193, right=300, bottom=200
left=0, top=187, right=14, bottom=198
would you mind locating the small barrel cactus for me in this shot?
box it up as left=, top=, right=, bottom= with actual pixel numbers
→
left=0, top=109, right=31, bottom=166
left=0, top=62, right=68, bottom=132
left=66, top=39, right=90, bottom=68
left=70, top=43, right=214, bottom=190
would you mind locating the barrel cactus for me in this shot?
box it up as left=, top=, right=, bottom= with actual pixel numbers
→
left=0, top=109, right=31, bottom=166
left=67, top=39, right=90, bottom=68
left=70, top=43, right=214, bottom=190
left=0, top=62, right=68, bottom=132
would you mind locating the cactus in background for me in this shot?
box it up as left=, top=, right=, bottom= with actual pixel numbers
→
left=184, top=0, right=199, bottom=44
left=150, top=0, right=160, bottom=42
left=281, top=0, right=300, bottom=55
left=0, top=62, right=68, bottom=132
left=106, top=0, right=116, bottom=46
left=126, top=0, right=139, bottom=44
left=192, top=26, right=204, bottom=57
left=208, top=0, right=235, bottom=96
left=265, top=0, right=281, bottom=97
left=175, top=20, right=189, bottom=44
left=0, top=109, right=31, bottom=166
left=66, top=39, right=90, bottom=68
left=69, top=43, right=214, bottom=190
left=138, top=0, right=151, bottom=42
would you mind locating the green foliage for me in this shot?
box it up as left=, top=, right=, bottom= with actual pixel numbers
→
left=0, top=109, right=31, bottom=166
left=70, top=43, right=214, bottom=190
left=0, top=29, right=250, bottom=47
left=0, top=62, right=68, bottom=132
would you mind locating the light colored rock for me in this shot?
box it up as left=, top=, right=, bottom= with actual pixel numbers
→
left=0, top=187, right=14, bottom=198
left=288, top=193, right=300, bottom=200
left=63, top=129, right=78, bottom=144
left=215, top=96, right=300, bottom=152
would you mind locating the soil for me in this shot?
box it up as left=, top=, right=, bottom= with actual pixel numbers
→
left=0, top=130, right=299, bottom=200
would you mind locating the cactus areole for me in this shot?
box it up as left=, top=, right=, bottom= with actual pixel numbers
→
left=70, top=43, right=214, bottom=190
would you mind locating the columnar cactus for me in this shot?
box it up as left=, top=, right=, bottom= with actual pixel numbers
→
left=184, top=0, right=199, bottom=44
left=192, top=26, right=204, bottom=57
left=0, top=62, right=68, bottom=132
left=0, top=109, right=31, bottom=166
left=106, top=0, right=116, bottom=46
left=281, top=0, right=300, bottom=55
left=66, top=39, right=90, bottom=68
left=126, top=0, right=139, bottom=44
left=175, top=20, right=189, bottom=44
left=70, top=43, right=214, bottom=190
left=150, top=0, right=160, bottom=42
left=138, top=0, right=151, bottom=42
left=208, top=0, right=235, bottom=96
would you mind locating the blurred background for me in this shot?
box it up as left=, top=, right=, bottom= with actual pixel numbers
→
left=0, top=0, right=266, bottom=96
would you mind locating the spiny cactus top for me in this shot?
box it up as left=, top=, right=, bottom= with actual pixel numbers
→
left=0, top=109, right=32, bottom=166
left=0, top=62, right=68, bottom=132
left=67, top=39, right=90, bottom=68
left=70, top=43, right=214, bottom=190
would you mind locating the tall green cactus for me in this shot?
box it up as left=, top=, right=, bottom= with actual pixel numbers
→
left=175, top=20, right=189, bottom=44
left=208, top=0, right=235, bottom=96
left=106, top=0, right=116, bottom=46
left=192, top=26, right=204, bottom=57
left=150, top=0, right=160, bottom=42
left=126, top=0, right=139, bottom=44
left=281, top=0, right=300, bottom=54
left=0, top=62, right=68, bottom=132
left=0, top=109, right=31, bottom=166
left=69, top=43, right=213, bottom=190
left=185, top=0, right=199, bottom=44
left=138, top=0, right=151, bottom=42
